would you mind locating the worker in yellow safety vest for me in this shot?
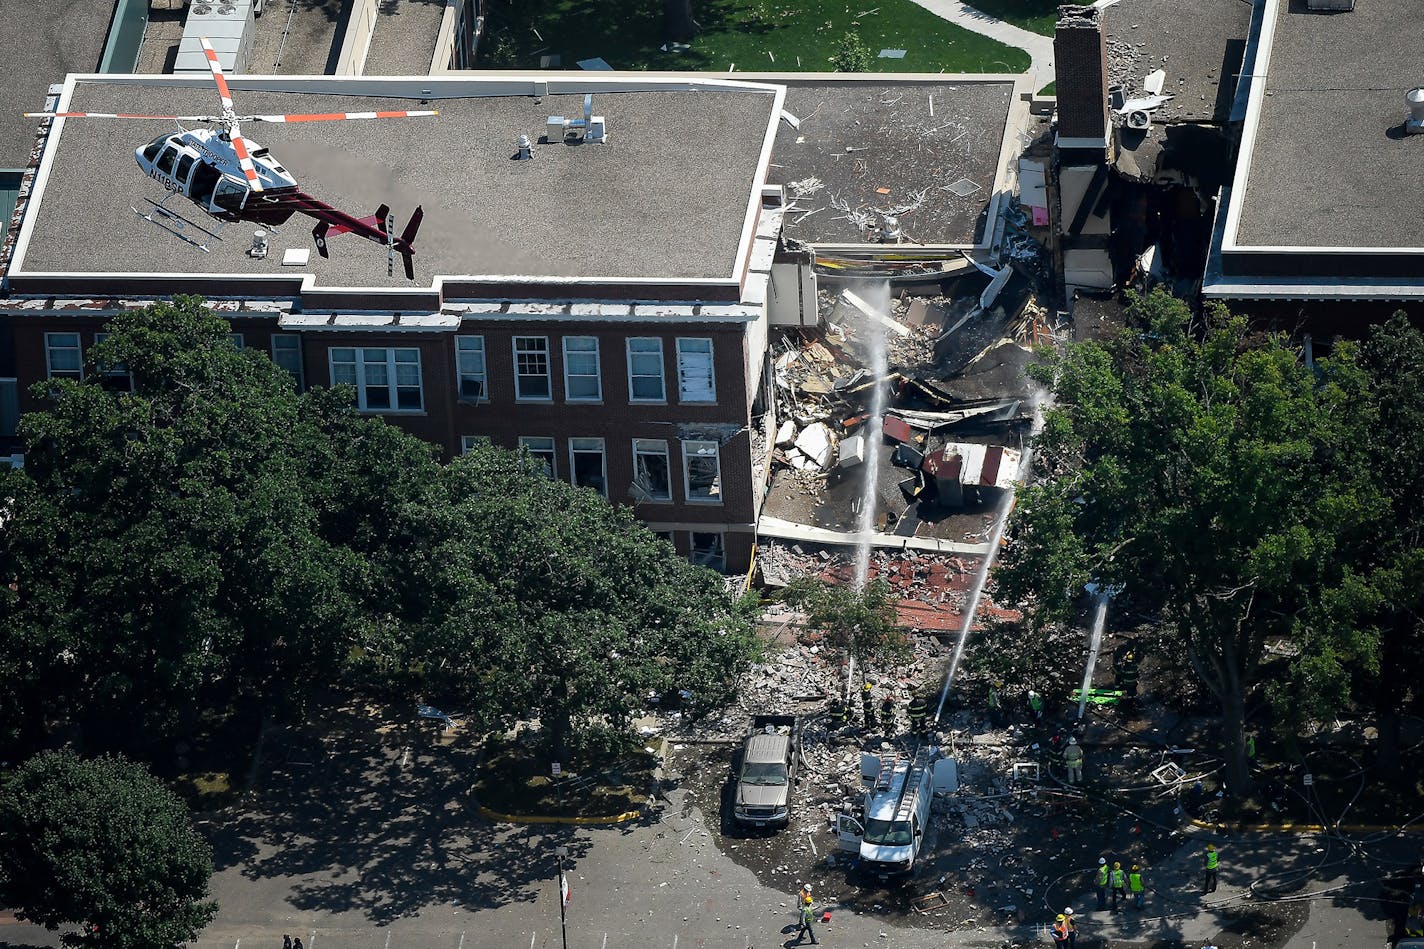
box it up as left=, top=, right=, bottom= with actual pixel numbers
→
left=1110, top=861, right=1127, bottom=911
left=1129, top=864, right=1145, bottom=909
left=1203, top=844, right=1219, bottom=894
left=1095, top=858, right=1109, bottom=910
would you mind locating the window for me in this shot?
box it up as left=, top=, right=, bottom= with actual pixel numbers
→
left=682, top=439, right=722, bottom=503
left=569, top=437, right=607, bottom=497
left=563, top=336, right=602, bottom=401
left=229, top=334, right=245, bottom=349
left=518, top=436, right=556, bottom=478
left=632, top=438, right=672, bottom=502
left=627, top=338, right=665, bottom=402
left=0, top=379, right=17, bottom=438
left=44, top=333, right=82, bottom=380
left=92, top=333, right=132, bottom=393
left=175, top=152, right=196, bottom=186
left=513, top=336, right=551, bottom=400
left=455, top=336, right=487, bottom=402
left=156, top=145, right=178, bottom=176
left=688, top=531, right=725, bottom=571
left=329, top=347, right=423, bottom=412
left=270, top=334, right=304, bottom=388
left=676, top=338, right=715, bottom=403
left=460, top=435, right=490, bottom=454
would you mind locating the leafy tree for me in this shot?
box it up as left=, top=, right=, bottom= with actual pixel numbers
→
left=0, top=750, right=217, bottom=948
left=992, top=291, right=1374, bottom=792
left=0, top=297, right=399, bottom=750
left=665, top=0, right=701, bottom=40
left=391, top=443, right=761, bottom=751
left=782, top=576, right=909, bottom=685
left=832, top=31, right=872, bottom=72
left=1279, top=314, right=1424, bottom=774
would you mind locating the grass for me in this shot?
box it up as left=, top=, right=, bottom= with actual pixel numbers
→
left=1038, top=79, right=1055, bottom=95
left=473, top=737, right=655, bottom=818
left=481, top=0, right=1031, bottom=74
left=961, top=0, right=1057, bottom=36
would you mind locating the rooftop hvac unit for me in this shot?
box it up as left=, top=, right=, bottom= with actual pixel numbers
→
left=1305, top=0, right=1354, bottom=9
left=175, top=0, right=255, bottom=74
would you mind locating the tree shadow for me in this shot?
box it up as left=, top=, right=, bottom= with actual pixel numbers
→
left=201, top=691, right=595, bottom=923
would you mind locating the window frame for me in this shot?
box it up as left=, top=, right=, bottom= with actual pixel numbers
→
left=44, top=332, right=83, bottom=381
left=460, top=435, right=490, bottom=454
left=562, top=336, right=602, bottom=403
left=455, top=336, right=488, bottom=403
left=328, top=347, right=424, bottom=413
left=92, top=332, right=133, bottom=393
left=682, top=439, right=723, bottom=504
left=512, top=336, right=553, bottom=402
left=568, top=436, right=608, bottom=498
left=675, top=337, right=716, bottom=404
left=631, top=438, right=673, bottom=503
left=517, top=436, right=557, bottom=478
left=270, top=334, right=305, bottom=389
left=626, top=337, right=666, bottom=403
left=688, top=531, right=726, bottom=571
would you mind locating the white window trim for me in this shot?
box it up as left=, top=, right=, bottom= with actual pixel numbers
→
left=631, top=438, right=673, bottom=503
left=568, top=437, right=607, bottom=498
left=513, top=336, right=553, bottom=402
left=688, top=531, right=726, bottom=571
left=562, top=336, right=602, bottom=403
left=270, top=334, right=305, bottom=389
left=455, top=336, right=488, bottom=403
left=676, top=337, right=716, bottom=404
left=518, top=436, right=557, bottom=478
left=626, top=337, right=666, bottom=404
left=682, top=439, right=723, bottom=505
left=329, top=347, right=424, bottom=413
left=44, top=332, right=83, bottom=380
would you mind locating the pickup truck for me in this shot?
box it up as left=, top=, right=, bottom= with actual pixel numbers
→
left=732, top=714, right=800, bottom=829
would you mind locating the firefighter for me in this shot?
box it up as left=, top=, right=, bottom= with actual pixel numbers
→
left=880, top=690, right=897, bottom=733
left=828, top=696, right=849, bottom=735
left=861, top=682, right=877, bottom=731
left=1117, top=650, right=1139, bottom=709
left=1064, top=737, right=1085, bottom=784
left=988, top=680, right=1004, bottom=727
left=908, top=691, right=929, bottom=734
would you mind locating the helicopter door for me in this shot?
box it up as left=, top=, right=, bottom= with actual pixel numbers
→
left=209, top=177, right=249, bottom=214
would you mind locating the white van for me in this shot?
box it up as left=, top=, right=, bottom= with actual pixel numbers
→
left=835, top=745, right=957, bottom=881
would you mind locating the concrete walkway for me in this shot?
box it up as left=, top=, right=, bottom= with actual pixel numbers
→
left=904, top=0, right=1056, bottom=90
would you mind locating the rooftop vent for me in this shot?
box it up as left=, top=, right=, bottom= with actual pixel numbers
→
left=1407, top=88, right=1424, bottom=135
left=1305, top=0, right=1354, bottom=9
left=545, top=94, right=607, bottom=145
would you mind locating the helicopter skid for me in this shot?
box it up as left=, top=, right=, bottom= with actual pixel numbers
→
left=132, top=194, right=226, bottom=253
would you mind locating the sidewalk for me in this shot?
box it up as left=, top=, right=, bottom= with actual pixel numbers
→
left=901, top=0, right=1055, bottom=89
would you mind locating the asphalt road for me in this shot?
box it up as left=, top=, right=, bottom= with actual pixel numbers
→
left=1, top=707, right=1418, bottom=949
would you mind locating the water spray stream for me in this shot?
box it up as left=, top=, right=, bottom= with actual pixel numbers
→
left=931, top=379, right=1049, bottom=725
left=851, top=280, right=890, bottom=592
left=1078, top=588, right=1111, bottom=720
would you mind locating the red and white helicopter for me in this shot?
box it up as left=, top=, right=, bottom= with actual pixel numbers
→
left=25, top=38, right=437, bottom=278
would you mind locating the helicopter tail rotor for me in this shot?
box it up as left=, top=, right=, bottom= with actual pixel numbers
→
left=398, top=207, right=423, bottom=280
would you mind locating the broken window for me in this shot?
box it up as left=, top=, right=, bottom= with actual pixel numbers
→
left=632, top=438, right=672, bottom=502
left=683, top=439, right=722, bottom=503
left=518, top=436, right=556, bottom=478
left=513, top=336, right=551, bottom=400
left=569, top=437, right=607, bottom=497
left=676, top=338, right=715, bottom=403
left=563, top=336, right=602, bottom=401
left=455, top=336, right=487, bottom=402
left=688, top=531, right=725, bottom=570
left=627, top=337, right=666, bottom=402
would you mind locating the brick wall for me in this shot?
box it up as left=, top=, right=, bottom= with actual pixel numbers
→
left=1054, top=7, right=1110, bottom=142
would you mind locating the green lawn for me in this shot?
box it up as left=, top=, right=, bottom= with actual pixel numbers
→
left=480, top=0, right=1031, bottom=74
left=963, top=0, right=1057, bottom=36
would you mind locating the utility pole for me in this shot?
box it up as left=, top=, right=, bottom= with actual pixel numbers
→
left=556, top=845, right=570, bottom=949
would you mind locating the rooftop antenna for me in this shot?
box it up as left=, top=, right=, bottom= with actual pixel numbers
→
left=1407, top=88, right=1424, bottom=135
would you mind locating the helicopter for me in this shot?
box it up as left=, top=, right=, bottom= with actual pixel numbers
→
left=25, top=37, right=438, bottom=278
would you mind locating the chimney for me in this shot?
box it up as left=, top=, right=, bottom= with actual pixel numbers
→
left=1054, top=4, right=1111, bottom=156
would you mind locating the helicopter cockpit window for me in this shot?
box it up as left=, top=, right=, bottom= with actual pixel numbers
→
left=155, top=145, right=179, bottom=177
left=141, top=137, right=167, bottom=163
left=191, top=162, right=221, bottom=204
left=175, top=153, right=196, bottom=186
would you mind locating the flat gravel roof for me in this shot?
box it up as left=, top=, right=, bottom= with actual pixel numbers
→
left=15, top=79, right=777, bottom=287
left=770, top=80, right=1013, bottom=246
left=1233, top=0, right=1424, bottom=249
left=0, top=0, right=114, bottom=168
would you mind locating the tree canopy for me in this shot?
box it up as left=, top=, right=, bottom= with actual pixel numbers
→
left=0, top=296, right=758, bottom=756
left=992, top=291, right=1377, bottom=791
left=0, top=750, right=217, bottom=949
left=782, top=576, right=908, bottom=683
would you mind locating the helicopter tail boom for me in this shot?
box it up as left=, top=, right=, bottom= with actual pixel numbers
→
left=297, top=194, right=421, bottom=278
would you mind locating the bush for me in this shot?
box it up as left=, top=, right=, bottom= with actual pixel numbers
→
left=832, top=31, right=872, bottom=71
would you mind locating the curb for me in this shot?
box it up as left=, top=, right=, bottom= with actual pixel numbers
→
left=477, top=804, right=644, bottom=826
left=1186, top=816, right=1424, bottom=834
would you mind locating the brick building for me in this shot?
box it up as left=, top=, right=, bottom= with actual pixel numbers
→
left=1, top=70, right=1027, bottom=572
